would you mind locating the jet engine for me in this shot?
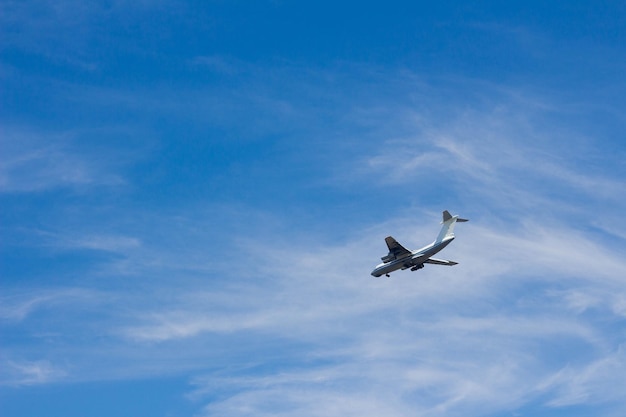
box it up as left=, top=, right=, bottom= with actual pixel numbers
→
left=381, top=254, right=395, bottom=263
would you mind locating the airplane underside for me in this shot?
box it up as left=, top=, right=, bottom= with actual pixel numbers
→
left=381, top=262, right=424, bottom=277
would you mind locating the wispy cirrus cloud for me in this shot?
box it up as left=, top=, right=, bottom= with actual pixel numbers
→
left=2, top=61, right=625, bottom=416
left=540, top=346, right=626, bottom=408
left=104, top=196, right=624, bottom=414
left=1, top=0, right=176, bottom=70
left=357, top=84, right=626, bottom=236
left=151, top=83, right=624, bottom=415
left=0, top=288, right=102, bottom=322
left=2, top=360, right=67, bottom=386
left=59, top=235, right=141, bottom=252
left=0, top=127, right=129, bottom=193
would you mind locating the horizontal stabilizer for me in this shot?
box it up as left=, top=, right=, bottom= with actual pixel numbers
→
left=424, top=258, right=458, bottom=266
left=442, top=210, right=469, bottom=223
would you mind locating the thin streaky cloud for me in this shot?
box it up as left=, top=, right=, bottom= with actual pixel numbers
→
left=541, top=346, right=626, bottom=407
left=2, top=360, right=67, bottom=386
left=0, top=288, right=103, bottom=322
left=63, top=235, right=141, bottom=252
left=1, top=9, right=625, bottom=413
left=0, top=128, right=129, bottom=192
left=113, top=210, right=623, bottom=350
left=359, top=99, right=625, bottom=229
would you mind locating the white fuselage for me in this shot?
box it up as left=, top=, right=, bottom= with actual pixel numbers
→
left=370, top=236, right=454, bottom=277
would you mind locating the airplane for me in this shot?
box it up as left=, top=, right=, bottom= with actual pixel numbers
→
left=371, top=210, right=468, bottom=277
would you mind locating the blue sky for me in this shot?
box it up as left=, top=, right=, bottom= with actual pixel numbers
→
left=2, top=1, right=626, bottom=416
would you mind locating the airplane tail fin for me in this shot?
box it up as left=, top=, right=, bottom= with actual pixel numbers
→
left=436, top=210, right=468, bottom=243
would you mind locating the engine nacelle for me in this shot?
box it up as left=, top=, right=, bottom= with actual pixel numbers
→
left=381, top=254, right=395, bottom=263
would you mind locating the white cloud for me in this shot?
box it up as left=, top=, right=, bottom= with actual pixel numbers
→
left=1, top=64, right=624, bottom=417
left=153, top=87, right=624, bottom=414
left=541, top=346, right=626, bottom=407
left=2, top=360, right=67, bottom=386
left=64, top=235, right=141, bottom=252
left=0, top=288, right=98, bottom=322
left=0, top=127, right=126, bottom=192
left=101, top=204, right=624, bottom=415
left=358, top=85, right=626, bottom=221
left=0, top=0, right=175, bottom=70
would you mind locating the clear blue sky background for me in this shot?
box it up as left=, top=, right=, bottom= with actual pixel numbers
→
left=2, top=1, right=626, bottom=416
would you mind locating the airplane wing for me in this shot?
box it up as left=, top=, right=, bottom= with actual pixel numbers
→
left=384, top=236, right=412, bottom=258
left=424, top=257, right=458, bottom=266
